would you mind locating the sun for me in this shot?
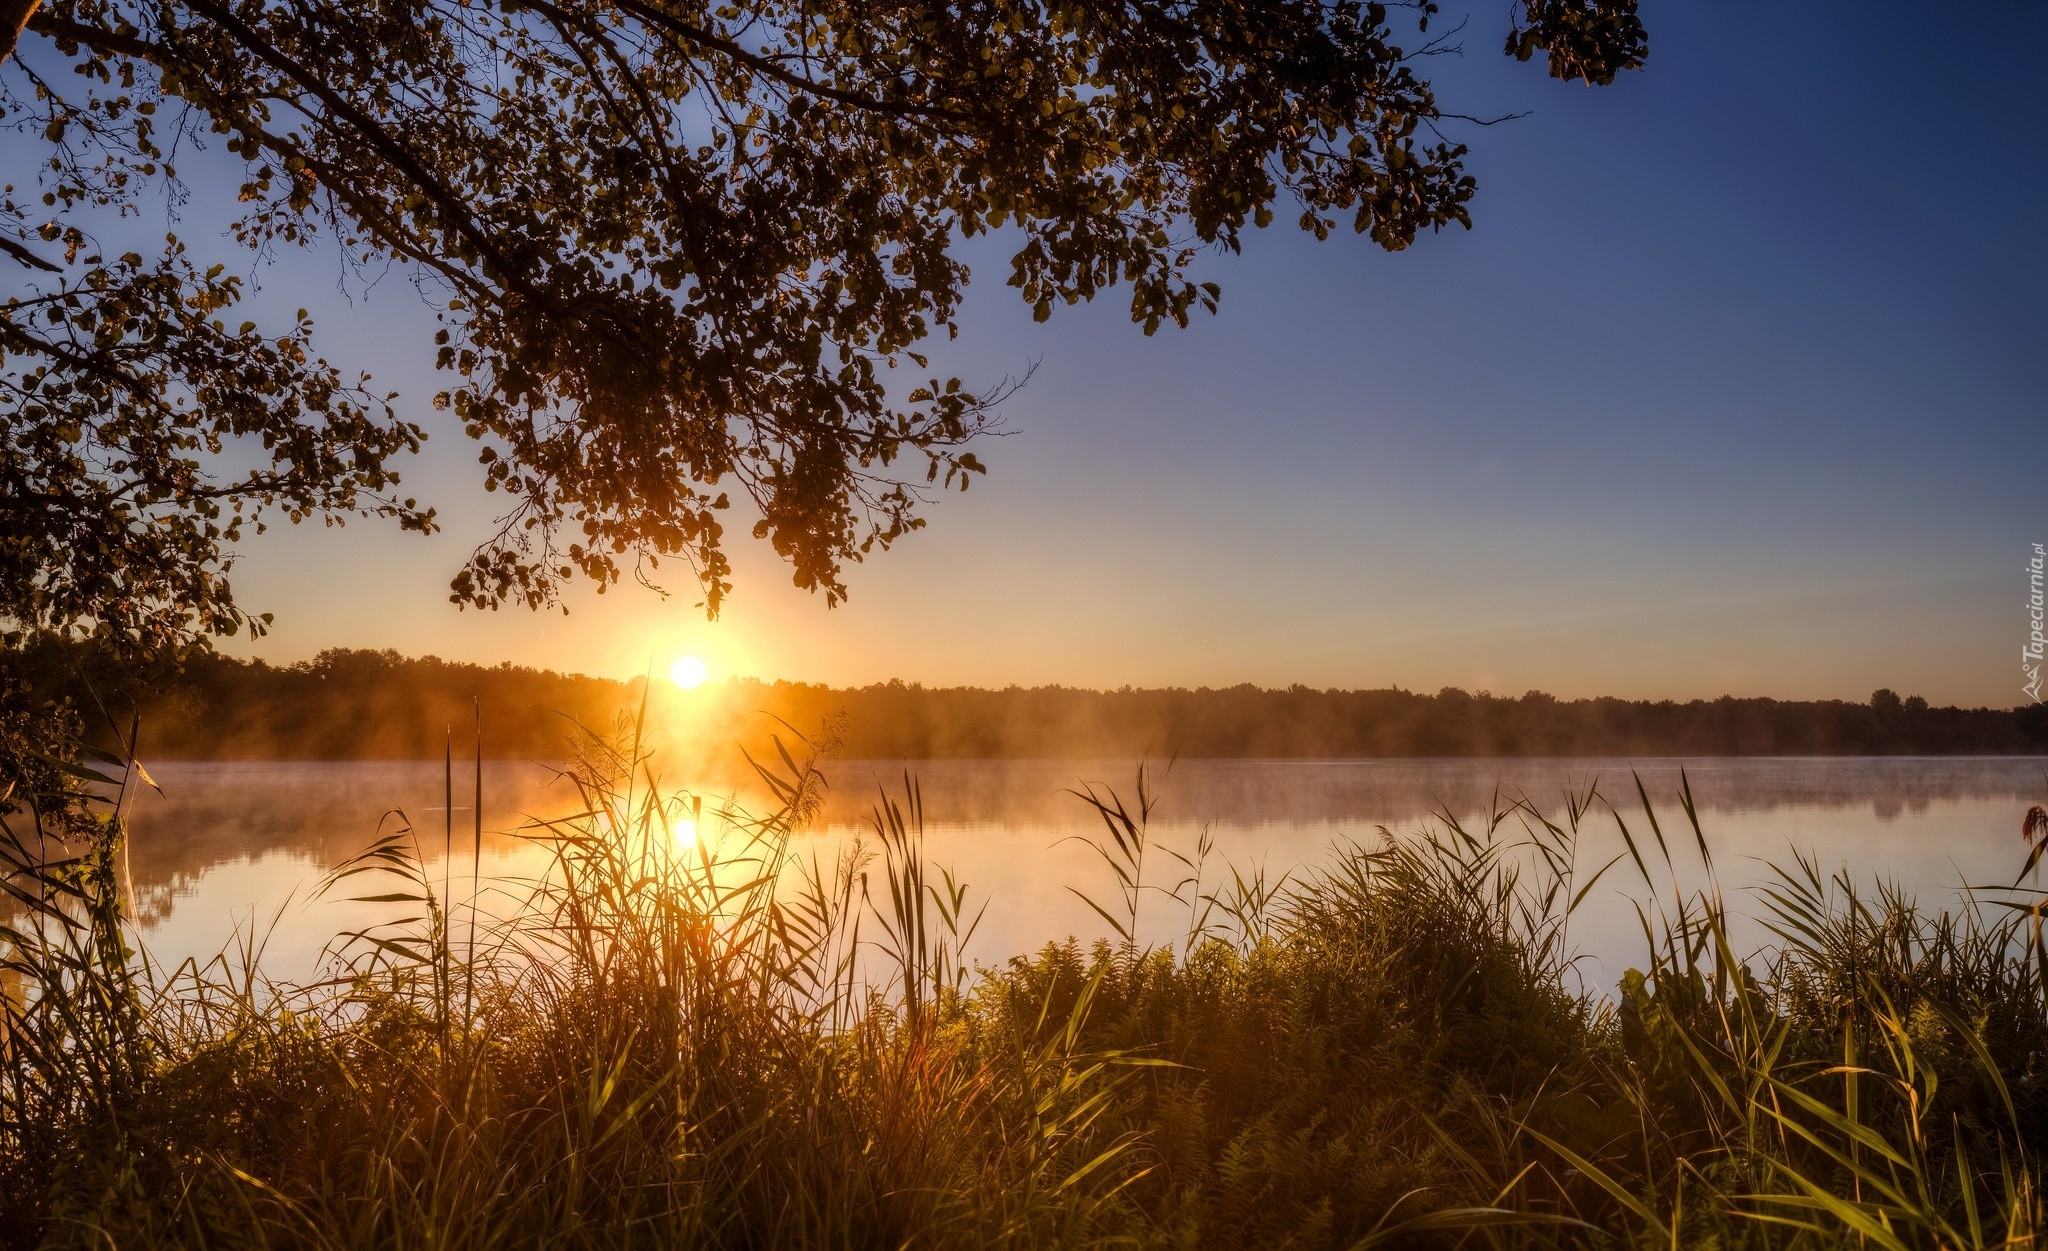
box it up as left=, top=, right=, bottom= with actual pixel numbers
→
left=669, top=655, right=709, bottom=690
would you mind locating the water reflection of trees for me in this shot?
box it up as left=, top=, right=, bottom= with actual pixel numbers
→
left=119, top=762, right=573, bottom=893
left=808, top=758, right=2043, bottom=831
left=108, top=758, right=2045, bottom=901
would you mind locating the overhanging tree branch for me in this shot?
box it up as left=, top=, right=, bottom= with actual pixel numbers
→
left=3, top=0, right=1645, bottom=651
left=0, top=0, right=39, bottom=64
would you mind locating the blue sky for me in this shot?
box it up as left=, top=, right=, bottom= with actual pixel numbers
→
left=145, top=2, right=2044, bottom=705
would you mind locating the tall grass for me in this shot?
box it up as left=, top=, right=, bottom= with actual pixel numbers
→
left=1, top=718, right=2043, bottom=1249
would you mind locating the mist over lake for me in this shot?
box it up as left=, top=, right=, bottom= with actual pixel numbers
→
left=127, top=755, right=2048, bottom=993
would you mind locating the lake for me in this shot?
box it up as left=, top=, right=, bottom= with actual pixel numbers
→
left=118, top=756, right=2047, bottom=995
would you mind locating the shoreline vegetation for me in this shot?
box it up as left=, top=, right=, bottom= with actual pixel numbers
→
left=2, top=721, right=2044, bottom=1249
left=8, top=642, right=2047, bottom=762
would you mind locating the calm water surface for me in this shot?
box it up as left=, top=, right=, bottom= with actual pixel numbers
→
left=123, top=757, right=2048, bottom=994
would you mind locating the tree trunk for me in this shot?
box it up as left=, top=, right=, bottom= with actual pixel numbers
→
left=0, top=0, right=42, bottom=65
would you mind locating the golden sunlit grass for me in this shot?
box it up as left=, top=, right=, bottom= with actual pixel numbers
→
left=2, top=721, right=2045, bottom=1249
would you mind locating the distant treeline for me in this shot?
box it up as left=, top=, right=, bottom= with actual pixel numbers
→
left=9, top=644, right=629, bottom=761
left=748, top=681, right=2048, bottom=760
left=8, top=641, right=2046, bottom=760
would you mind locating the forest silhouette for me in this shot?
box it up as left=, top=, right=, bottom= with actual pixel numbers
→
left=15, top=641, right=2043, bottom=761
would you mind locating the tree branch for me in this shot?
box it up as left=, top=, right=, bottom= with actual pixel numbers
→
left=605, top=0, right=969, bottom=123
left=0, top=235, right=59, bottom=272
left=23, top=10, right=160, bottom=61
left=179, top=0, right=562, bottom=319
left=0, top=0, right=40, bottom=65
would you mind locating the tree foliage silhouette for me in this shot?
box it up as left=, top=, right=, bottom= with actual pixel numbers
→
left=1, top=0, right=1646, bottom=653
